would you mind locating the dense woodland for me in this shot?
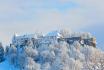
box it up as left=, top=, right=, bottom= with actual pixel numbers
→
left=0, top=30, right=104, bottom=70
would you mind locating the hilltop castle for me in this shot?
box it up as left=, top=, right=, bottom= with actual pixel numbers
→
left=12, top=31, right=96, bottom=48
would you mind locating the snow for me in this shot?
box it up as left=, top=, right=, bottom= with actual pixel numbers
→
left=14, top=34, right=38, bottom=39
left=0, top=60, right=18, bottom=70
left=0, top=30, right=104, bottom=70
left=46, top=31, right=62, bottom=38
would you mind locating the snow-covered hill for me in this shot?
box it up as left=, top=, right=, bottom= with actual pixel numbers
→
left=0, top=30, right=104, bottom=70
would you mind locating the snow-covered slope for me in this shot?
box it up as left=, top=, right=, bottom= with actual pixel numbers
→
left=0, top=30, right=104, bottom=70
left=0, top=60, right=18, bottom=70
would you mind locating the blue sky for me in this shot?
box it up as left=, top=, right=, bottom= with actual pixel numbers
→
left=0, top=0, right=104, bottom=50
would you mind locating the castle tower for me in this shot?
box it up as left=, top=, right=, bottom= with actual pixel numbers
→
left=91, top=37, right=96, bottom=47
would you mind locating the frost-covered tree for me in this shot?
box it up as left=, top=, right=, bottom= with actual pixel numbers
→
left=60, top=29, right=71, bottom=38
left=17, top=53, right=26, bottom=69
left=39, top=50, right=55, bottom=64
left=41, top=62, right=50, bottom=70
left=8, top=44, right=17, bottom=55
left=0, top=42, right=5, bottom=62
left=80, top=46, right=104, bottom=70
left=24, top=47, right=38, bottom=58
left=7, top=44, right=17, bottom=66
left=50, top=41, right=83, bottom=70
left=5, top=46, right=9, bottom=56
left=24, top=57, right=40, bottom=70
left=9, top=53, right=17, bottom=66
